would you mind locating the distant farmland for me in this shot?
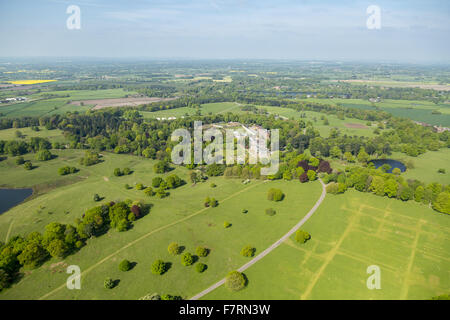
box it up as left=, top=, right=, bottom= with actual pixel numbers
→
left=70, top=97, right=177, bottom=109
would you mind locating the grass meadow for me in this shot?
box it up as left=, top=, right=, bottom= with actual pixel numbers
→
left=205, top=189, right=450, bottom=300
left=0, top=150, right=323, bottom=299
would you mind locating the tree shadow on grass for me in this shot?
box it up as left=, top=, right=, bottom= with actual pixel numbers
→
left=112, top=279, right=120, bottom=288
left=129, top=262, right=138, bottom=270
left=164, top=262, right=172, bottom=274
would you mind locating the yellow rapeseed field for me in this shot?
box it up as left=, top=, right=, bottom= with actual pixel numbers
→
left=8, top=80, right=57, bottom=85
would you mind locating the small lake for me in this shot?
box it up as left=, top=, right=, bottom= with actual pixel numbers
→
left=0, top=188, right=33, bottom=215
left=368, top=159, right=406, bottom=173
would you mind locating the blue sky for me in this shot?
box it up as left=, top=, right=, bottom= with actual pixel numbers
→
left=0, top=0, right=449, bottom=62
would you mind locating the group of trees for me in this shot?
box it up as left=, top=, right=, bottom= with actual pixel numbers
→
left=323, top=167, right=450, bottom=215
left=204, top=197, right=218, bottom=207
left=142, top=174, right=184, bottom=198
left=0, top=198, right=145, bottom=291
left=79, top=151, right=101, bottom=166
left=0, top=221, right=85, bottom=290
left=113, top=167, right=132, bottom=177
left=58, top=165, right=78, bottom=175
left=0, top=137, right=51, bottom=156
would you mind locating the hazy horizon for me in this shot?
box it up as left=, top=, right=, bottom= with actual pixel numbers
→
left=0, top=0, right=449, bottom=63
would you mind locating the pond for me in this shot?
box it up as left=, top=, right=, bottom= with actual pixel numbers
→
left=0, top=188, right=33, bottom=215
left=368, top=159, right=406, bottom=173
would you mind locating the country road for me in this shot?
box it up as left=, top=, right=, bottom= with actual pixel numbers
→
left=189, top=179, right=327, bottom=300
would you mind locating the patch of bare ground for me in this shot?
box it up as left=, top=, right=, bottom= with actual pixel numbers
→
left=49, top=262, right=69, bottom=274
left=70, top=96, right=177, bottom=109
left=344, top=123, right=368, bottom=129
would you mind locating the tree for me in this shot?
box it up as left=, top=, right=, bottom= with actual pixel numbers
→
left=414, top=186, right=424, bottom=202
left=104, top=277, right=115, bottom=289
left=344, top=152, right=355, bottom=163
left=357, top=147, right=369, bottom=163
left=113, top=168, right=123, bottom=176
left=168, top=242, right=181, bottom=255
left=144, top=187, right=153, bottom=197
left=152, top=177, right=163, bottom=188
left=209, top=198, right=218, bottom=207
left=205, top=163, right=225, bottom=176
left=36, top=149, right=52, bottom=161
left=267, top=188, right=284, bottom=201
left=240, top=245, right=255, bottom=257
left=299, top=172, right=308, bottom=183
left=189, top=171, right=198, bottom=183
left=196, top=263, right=207, bottom=273
left=196, top=246, right=209, bottom=257
left=166, top=174, right=182, bottom=189
left=308, top=157, right=319, bottom=167
left=384, top=179, right=398, bottom=198
left=0, top=269, right=10, bottom=292
left=153, top=161, right=170, bottom=174
left=181, top=252, right=194, bottom=266
left=93, top=194, right=101, bottom=202
left=225, top=271, right=246, bottom=291
left=119, top=259, right=132, bottom=271
left=295, top=230, right=311, bottom=243
left=392, top=168, right=402, bottom=175
left=17, top=242, right=48, bottom=269
left=330, top=146, right=342, bottom=159
left=24, top=162, right=33, bottom=170
left=265, top=208, right=276, bottom=216
left=399, top=185, right=413, bottom=201
left=151, top=259, right=167, bottom=275
left=131, top=205, right=141, bottom=219
left=46, top=239, right=69, bottom=258
left=370, top=176, right=385, bottom=196
left=123, top=167, right=131, bottom=175
left=307, top=170, right=317, bottom=181
left=109, top=202, right=131, bottom=232
left=318, top=160, right=332, bottom=174
left=433, top=192, right=450, bottom=214
left=135, top=183, right=144, bottom=190
left=223, top=221, right=231, bottom=228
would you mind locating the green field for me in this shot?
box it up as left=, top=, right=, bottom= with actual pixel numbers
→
left=0, top=126, right=66, bottom=143
left=141, top=102, right=375, bottom=137
left=298, top=98, right=450, bottom=127
left=0, top=150, right=324, bottom=300
left=205, top=189, right=450, bottom=300
left=141, top=102, right=242, bottom=119
left=391, top=149, right=450, bottom=185
left=0, top=89, right=134, bottom=118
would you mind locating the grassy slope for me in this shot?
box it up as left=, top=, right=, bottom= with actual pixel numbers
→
left=297, top=98, right=450, bottom=127
left=0, top=126, right=66, bottom=143
left=0, top=150, right=323, bottom=299
left=391, top=149, right=450, bottom=185
left=204, top=189, right=450, bottom=300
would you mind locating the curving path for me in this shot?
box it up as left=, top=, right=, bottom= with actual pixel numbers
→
left=190, top=178, right=327, bottom=300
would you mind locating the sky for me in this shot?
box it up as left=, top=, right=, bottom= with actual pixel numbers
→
left=0, top=0, right=449, bottom=62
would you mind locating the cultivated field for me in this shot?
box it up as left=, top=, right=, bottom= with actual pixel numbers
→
left=71, top=97, right=176, bottom=110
